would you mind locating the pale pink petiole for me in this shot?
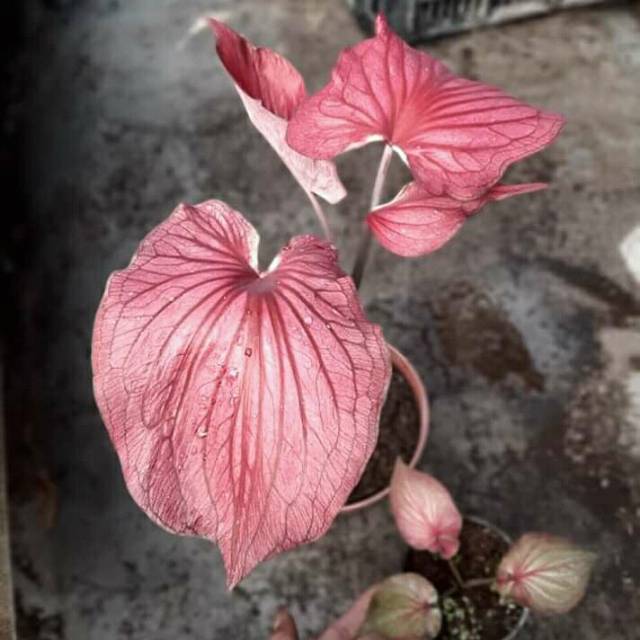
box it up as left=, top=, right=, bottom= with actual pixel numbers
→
left=305, top=189, right=332, bottom=242
left=352, top=144, right=394, bottom=289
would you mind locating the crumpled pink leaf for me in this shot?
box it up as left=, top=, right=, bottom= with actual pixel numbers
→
left=368, top=182, right=547, bottom=257
left=495, top=533, right=596, bottom=614
left=271, top=588, right=380, bottom=640
left=92, top=200, right=390, bottom=587
left=389, top=459, right=462, bottom=559
left=286, top=14, right=563, bottom=200
left=269, top=608, right=299, bottom=640
left=210, top=20, right=346, bottom=204
left=318, top=587, right=379, bottom=640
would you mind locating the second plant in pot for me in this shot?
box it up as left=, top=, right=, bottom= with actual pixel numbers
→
left=91, top=12, right=565, bottom=590
left=272, top=461, right=595, bottom=640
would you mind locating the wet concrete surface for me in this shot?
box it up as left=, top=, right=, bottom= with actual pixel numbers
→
left=3, top=1, right=640, bottom=638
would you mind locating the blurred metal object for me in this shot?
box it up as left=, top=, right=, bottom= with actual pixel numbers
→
left=348, top=0, right=608, bottom=41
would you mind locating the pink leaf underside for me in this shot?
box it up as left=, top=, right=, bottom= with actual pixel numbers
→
left=368, top=181, right=547, bottom=257
left=92, top=200, right=390, bottom=587
left=496, top=533, right=596, bottom=614
left=210, top=20, right=346, bottom=204
left=389, top=460, right=462, bottom=559
left=286, top=14, right=564, bottom=200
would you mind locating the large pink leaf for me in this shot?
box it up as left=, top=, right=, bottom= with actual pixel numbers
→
left=210, top=20, right=346, bottom=204
left=368, top=182, right=546, bottom=257
left=286, top=14, right=563, bottom=200
left=92, top=200, right=390, bottom=587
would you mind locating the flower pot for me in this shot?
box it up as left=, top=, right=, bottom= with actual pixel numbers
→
left=341, top=344, right=429, bottom=513
left=405, top=516, right=529, bottom=640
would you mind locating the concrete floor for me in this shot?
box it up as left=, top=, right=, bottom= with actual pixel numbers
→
left=4, top=1, right=640, bottom=638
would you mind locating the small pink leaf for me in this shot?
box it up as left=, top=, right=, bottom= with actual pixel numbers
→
left=210, top=20, right=346, bottom=204
left=389, top=459, right=462, bottom=558
left=495, top=533, right=596, bottom=615
left=368, top=182, right=547, bottom=257
left=92, top=200, right=390, bottom=587
left=361, top=573, right=442, bottom=640
left=286, top=14, right=563, bottom=200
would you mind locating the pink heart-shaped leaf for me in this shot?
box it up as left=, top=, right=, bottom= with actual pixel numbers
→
left=495, top=533, right=596, bottom=614
left=92, top=200, right=390, bottom=587
left=368, top=182, right=547, bottom=257
left=389, top=460, right=462, bottom=559
left=210, top=20, right=346, bottom=204
left=287, top=14, right=563, bottom=200
left=361, top=573, right=442, bottom=639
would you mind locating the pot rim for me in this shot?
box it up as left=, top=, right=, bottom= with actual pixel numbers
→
left=463, top=515, right=530, bottom=640
left=340, top=344, right=429, bottom=513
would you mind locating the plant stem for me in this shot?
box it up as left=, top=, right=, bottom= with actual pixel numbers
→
left=444, top=549, right=497, bottom=594
left=370, top=144, right=394, bottom=213
left=351, top=144, right=393, bottom=289
left=462, top=577, right=495, bottom=589
left=443, top=575, right=495, bottom=598
left=447, top=558, right=465, bottom=589
left=305, top=190, right=332, bottom=242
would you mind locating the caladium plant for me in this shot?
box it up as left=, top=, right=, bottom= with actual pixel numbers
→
left=92, top=14, right=563, bottom=588
left=271, top=464, right=595, bottom=639
left=359, top=465, right=595, bottom=638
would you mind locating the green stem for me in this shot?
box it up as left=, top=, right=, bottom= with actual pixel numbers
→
left=447, top=558, right=465, bottom=589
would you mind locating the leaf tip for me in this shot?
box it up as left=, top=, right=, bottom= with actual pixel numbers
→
left=270, top=607, right=299, bottom=640
left=374, top=13, right=390, bottom=36
left=207, top=16, right=228, bottom=43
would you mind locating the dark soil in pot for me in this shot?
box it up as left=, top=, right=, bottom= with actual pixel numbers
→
left=405, top=519, right=526, bottom=640
left=347, top=368, right=420, bottom=504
